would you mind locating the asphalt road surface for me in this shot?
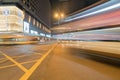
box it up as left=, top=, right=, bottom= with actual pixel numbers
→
left=0, top=43, right=53, bottom=80
left=0, top=42, right=120, bottom=80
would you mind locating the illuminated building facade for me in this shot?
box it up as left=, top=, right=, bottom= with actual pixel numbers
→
left=0, top=6, right=24, bottom=32
left=0, top=0, right=51, bottom=39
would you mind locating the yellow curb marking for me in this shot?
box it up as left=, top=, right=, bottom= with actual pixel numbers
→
left=0, top=51, right=28, bottom=72
left=20, top=44, right=57, bottom=80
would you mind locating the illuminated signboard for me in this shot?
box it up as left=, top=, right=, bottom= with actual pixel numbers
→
left=46, top=34, right=51, bottom=38
left=24, top=21, right=29, bottom=33
left=30, top=30, right=38, bottom=35
left=40, top=33, right=45, bottom=36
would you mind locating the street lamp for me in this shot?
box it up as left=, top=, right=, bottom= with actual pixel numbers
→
left=54, top=12, right=65, bottom=25
left=61, top=13, right=64, bottom=18
left=54, top=13, right=59, bottom=18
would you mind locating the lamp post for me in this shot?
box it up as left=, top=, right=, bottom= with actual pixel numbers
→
left=54, top=12, right=65, bottom=25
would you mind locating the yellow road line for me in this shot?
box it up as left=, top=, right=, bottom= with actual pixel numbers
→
left=34, top=53, right=43, bottom=55
left=0, top=59, right=8, bottom=63
left=0, top=51, right=28, bottom=72
left=0, top=55, right=26, bottom=61
left=0, top=58, right=8, bottom=61
left=20, top=44, right=57, bottom=80
left=0, top=59, right=37, bottom=69
left=0, top=53, right=42, bottom=62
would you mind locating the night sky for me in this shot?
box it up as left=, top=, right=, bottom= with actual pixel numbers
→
left=31, top=0, right=101, bottom=27
left=49, top=0, right=100, bottom=24
left=49, top=0, right=100, bottom=15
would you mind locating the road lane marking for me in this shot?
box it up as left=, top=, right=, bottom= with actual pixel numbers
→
left=34, top=53, right=43, bottom=55
left=0, top=55, right=26, bottom=61
left=0, top=51, right=28, bottom=72
left=0, top=53, right=42, bottom=63
left=20, top=44, right=57, bottom=80
left=0, top=59, right=37, bottom=69
left=0, top=59, right=8, bottom=63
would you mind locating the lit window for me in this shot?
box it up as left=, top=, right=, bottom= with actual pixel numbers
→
left=24, top=21, right=29, bottom=33
left=39, top=23, right=41, bottom=28
left=37, top=22, right=39, bottom=27
left=28, top=15, right=31, bottom=23
left=33, top=19, right=35, bottom=25
left=30, top=30, right=38, bottom=35
left=40, top=33, right=45, bottom=36
left=35, top=21, right=36, bottom=26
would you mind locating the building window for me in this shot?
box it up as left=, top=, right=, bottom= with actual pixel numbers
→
left=39, top=23, right=41, bottom=29
left=43, top=25, right=45, bottom=30
left=35, top=19, right=36, bottom=26
left=37, top=21, right=39, bottom=27
left=22, top=0, right=26, bottom=4
left=33, top=18, right=35, bottom=25
left=31, top=17, right=33, bottom=25
left=41, top=25, right=43, bottom=30
left=28, top=15, right=31, bottom=23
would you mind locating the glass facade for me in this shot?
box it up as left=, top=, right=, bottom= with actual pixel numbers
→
left=23, top=12, right=51, bottom=37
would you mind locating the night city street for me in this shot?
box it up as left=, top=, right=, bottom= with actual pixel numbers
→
left=0, top=42, right=120, bottom=80
left=0, top=0, right=120, bottom=80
